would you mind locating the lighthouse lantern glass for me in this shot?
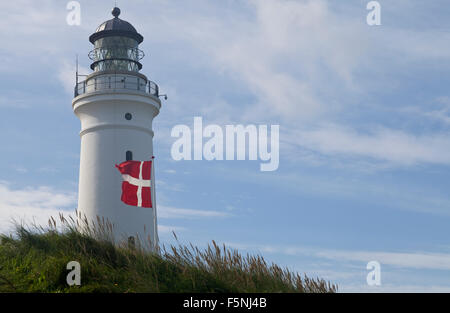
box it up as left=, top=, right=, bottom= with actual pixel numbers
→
left=90, top=36, right=143, bottom=72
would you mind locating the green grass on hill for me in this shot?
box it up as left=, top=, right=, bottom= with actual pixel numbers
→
left=0, top=214, right=337, bottom=293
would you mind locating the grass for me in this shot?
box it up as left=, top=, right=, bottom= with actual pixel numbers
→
left=0, top=213, right=337, bottom=293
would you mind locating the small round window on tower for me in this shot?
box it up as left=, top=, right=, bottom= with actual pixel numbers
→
left=125, top=113, right=132, bottom=120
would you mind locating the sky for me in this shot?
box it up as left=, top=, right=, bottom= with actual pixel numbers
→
left=1, top=0, right=450, bottom=292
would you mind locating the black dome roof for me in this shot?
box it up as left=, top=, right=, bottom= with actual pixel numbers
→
left=89, top=7, right=143, bottom=44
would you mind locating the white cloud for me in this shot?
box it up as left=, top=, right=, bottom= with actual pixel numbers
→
left=144, top=0, right=450, bottom=169
left=158, top=224, right=185, bottom=234
left=199, top=0, right=367, bottom=121
left=0, top=1, right=81, bottom=58
left=2, top=0, right=449, bottom=169
left=36, top=167, right=59, bottom=174
left=340, top=284, right=450, bottom=293
left=0, top=181, right=222, bottom=236
left=287, top=125, right=450, bottom=166
left=0, top=96, right=30, bottom=109
left=423, top=97, right=450, bottom=125
left=215, top=163, right=450, bottom=216
left=14, top=166, right=28, bottom=174
left=385, top=28, right=450, bottom=62
left=58, top=59, right=91, bottom=95
left=314, top=249, right=450, bottom=271
left=225, top=241, right=450, bottom=292
left=131, top=0, right=369, bottom=123
left=0, top=182, right=76, bottom=234
left=398, top=97, right=450, bottom=127
left=226, top=242, right=450, bottom=271
left=158, top=205, right=230, bottom=219
left=129, top=0, right=450, bottom=170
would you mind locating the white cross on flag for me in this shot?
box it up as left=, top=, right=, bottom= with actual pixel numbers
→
left=115, top=159, right=154, bottom=208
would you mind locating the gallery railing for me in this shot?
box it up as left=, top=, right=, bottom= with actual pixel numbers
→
left=74, top=74, right=159, bottom=97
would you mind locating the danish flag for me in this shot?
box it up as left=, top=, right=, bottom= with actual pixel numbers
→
left=115, top=159, right=154, bottom=208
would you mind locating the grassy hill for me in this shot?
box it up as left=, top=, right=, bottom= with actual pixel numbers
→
left=0, top=215, right=337, bottom=293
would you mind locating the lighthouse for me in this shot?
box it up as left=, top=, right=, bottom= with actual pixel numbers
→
left=73, top=7, right=161, bottom=249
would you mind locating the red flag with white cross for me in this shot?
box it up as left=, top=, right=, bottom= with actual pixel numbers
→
left=115, top=159, right=153, bottom=208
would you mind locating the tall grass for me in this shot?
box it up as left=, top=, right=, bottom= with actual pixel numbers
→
left=0, top=212, right=337, bottom=293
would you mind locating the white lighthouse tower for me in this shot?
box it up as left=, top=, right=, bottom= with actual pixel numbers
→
left=72, top=7, right=161, bottom=249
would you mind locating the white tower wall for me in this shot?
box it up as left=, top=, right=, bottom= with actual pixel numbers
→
left=73, top=72, right=161, bottom=248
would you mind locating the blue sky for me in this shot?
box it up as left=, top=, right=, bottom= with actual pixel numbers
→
left=1, top=0, right=450, bottom=292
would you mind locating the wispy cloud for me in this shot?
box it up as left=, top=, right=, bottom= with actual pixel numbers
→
left=172, top=0, right=367, bottom=121
left=227, top=242, right=450, bottom=271
left=158, top=205, right=230, bottom=219
left=341, top=284, right=450, bottom=293
left=430, top=97, right=450, bottom=124
left=0, top=181, right=76, bottom=233
left=215, top=165, right=450, bottom=216
left=13, top=166, right=28, bottom=174
left=58, top=59, right=91, bottom=95
left=314, top=249, right=450, bottom=271
left=158, top=224, right=186, bottom=234
left=3, top=0, right=448, bottom=170
left=287, top=125, right=450, bottom=166
left=0, top=98, right=29, bottom=109
left=132, top=0, right=450, bottom=171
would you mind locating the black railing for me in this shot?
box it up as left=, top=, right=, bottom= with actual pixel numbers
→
left=74, top=74, right=159, bottom=97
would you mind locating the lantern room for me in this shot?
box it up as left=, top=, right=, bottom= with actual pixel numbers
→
left=88, top=7, right=144, bottom=72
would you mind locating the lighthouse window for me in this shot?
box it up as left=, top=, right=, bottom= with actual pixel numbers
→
left=125, top=113, right=132, bottom=120
left=126, top=151, right=133, bottom=161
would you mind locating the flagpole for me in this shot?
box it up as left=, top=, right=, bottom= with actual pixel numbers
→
left=151, top=156, right=158, bottom=251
